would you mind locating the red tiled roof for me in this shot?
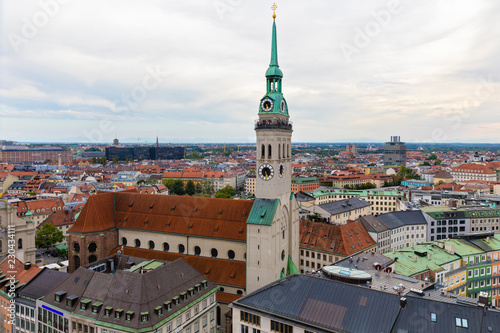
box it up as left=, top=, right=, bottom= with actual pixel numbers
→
left=217, top=292, right=241, bottom=304
left=300, top=220, right=375, bottom=256
left=109, top=247, right=246, bottom=288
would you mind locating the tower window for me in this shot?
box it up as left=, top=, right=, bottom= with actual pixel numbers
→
left=268, top=145, right=272, bottom=159
left=278, top=145, right=281, bottom=159
left=261, top=144, right=265, bottom=159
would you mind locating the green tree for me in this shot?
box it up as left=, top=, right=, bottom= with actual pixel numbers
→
left=215, top=185, right=236, bottom=199
left=35, top=223, right=64, bottom=250
left=435, top=159, right=442, bottom=165
left=195, top=182, right=203, bottom=194
left=112, top=156, right=119, bottom=164
left=91, top=157, right=97, bottom=164
left=186, top=180, right=196, bottom=196
left=59, top=248, right=68, bottom=259
left=427, top=154, right=438, bottom=160
left=100, top=157, right=107, bottom=166
left=202, top=180, right=215, bottom=195
left=171, top=180, right=185, bottom=195
left=421, top=161, right=431, bottom=166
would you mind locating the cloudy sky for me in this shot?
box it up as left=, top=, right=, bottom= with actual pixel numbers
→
left=1, top=0, right=499, bottom=144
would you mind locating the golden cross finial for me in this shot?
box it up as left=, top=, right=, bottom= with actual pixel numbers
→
left=271, top=3, right=277, bottom=19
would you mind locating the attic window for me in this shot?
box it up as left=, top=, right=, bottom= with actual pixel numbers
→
left=261, top=211, right=266, bottom=218
left=195, top=284, right=201, bottom=292
left=129, top=202, right=133, bottom=207
left=126, top=311, right=134, bottom=321
left=219, top=210, right=223, bottom=216
left=141, top=312, right=149, bottom=322
left=164, top=301, right=172, bottom=311
left=54, top=291, right=66, bottom=302
left=188, top=288, right=194, bottom=296
left=92, top=302, right=103, bottom=314
left=104, top=306, right=113, bottom=316
left=66, top=295, right=78, bottom=307
left=172, top=296, right=180, bottom=305
left=150, top=203, right=154, bottom=209
left=80, top=299, right=91, bottom=310
left=230, top=272, right=236, bottom=279
left=155, top=306, right=163, bottom=316
left=430, top=313, right=437, bottom=323
left=202, top=280, right=208, bottom=288
left=180, top=292, right=187, bottom=301
left=171, top=206, right=176, bottom=211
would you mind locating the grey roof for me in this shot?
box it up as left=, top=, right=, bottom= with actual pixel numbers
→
left=234, top=275, right=401, bottom=333
left=18, top=268, right=70, bottom=300
left=41, top=256, right=216, bottom=330
left=233, top=274, right=500, bottom=333
left=358, top=215, right=389, bottom=233
left=318, top=197, right=371, bottom=216
left=376, top=210, right=427, bottom=229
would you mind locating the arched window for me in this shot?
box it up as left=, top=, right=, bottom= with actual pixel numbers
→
left=148, top=241, right=155, bottom=250
left=163, top=242, right=170, bottom=252
left=281, top=268, right=285, bottom=276
left=278, top=145, right=281, bottom=159
left=18, top=238, right=22, bottom=250
left=194, top=246, right=201, bottom=256
left=237, top=290, right=243, bottom=295
left=73, top=243, right=80, bottom=253
left=283, top=143, right=286, bottom=158
left=211, top=248, right=218, bottom=258
left=178, top=244, right=185, bottom=254
left=121, top=237, right=127, bottom=246
left=135, top=239, right=141, bottom=248
left=281, top=250, right=285, bottom=261
left=261, top=144, right=265, bottom=159
left=268, top=144, right=272, bottom=159
left=228, top=250, right=235, bottom=260
left=74, top=256, right=80, bottom=270
left=88, top=255, right=97, bottom=264
left=88, top=242, right=97, bottom=253
left=287, top=144, right=290, bottom=157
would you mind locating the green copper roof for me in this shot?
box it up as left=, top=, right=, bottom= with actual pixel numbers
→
left=307, top=188, right=404, bottom=198
left=287, top=256, right=300, bottom=275
left=246, top=198, right=279, bottom=226
left=266, top=20, right=282, bottom=77
left=292, top=177, right=319, bottom=185
left=384, top=243, right=460, bottom=277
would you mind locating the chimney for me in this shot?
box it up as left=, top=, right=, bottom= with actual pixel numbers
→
left=400, top=297, right=407, bottom=308
left=24, top=262, right=31, bottom=270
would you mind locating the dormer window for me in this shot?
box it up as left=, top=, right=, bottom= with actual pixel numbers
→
left=104, top=306, right=113, bottom=316
left=80, top=299, right=91, bottom=310
left=155, top=306, right=163, bottom=316
left=201, top=280, right=208, bottom=288
left=55, top=290, right=66, bottom=302
left=188, top=288, right=194, bottom=296
left=141, top=312, right=149, bottom=322
left=115, top=309, right=123, bottom=319
left=164, top=301, right=172, bottom=311
left=172, top=296, right=179, bottom=305
left=66, top=295, right=78, bottom=307
left=180, top=292, right=187, bottom=301
left=126, top=311, right=134, bottom=321
left=195, top=284, right=201, bottom=292
left=92, top=302, right=103, bottom=314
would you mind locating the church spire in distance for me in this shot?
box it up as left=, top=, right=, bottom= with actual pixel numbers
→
left=266, top=3, right=283, bottom=78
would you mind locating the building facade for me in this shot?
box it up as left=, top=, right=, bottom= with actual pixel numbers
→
left=383, top=136, right=406, bottom=167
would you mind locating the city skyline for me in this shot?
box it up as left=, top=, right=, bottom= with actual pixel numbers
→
left=1, top=0, right=499, bottom=144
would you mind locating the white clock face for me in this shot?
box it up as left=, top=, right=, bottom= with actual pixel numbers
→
left=258, top=163, right=274, bottom=181
left=278, top=163, right=284, bottom=178
left=261, top=98, right=273, bottom=112
left=280, top=99, right=285, bottom=113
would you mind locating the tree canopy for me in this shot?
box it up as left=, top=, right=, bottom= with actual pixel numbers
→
left=215, top=185, right=236, bottom=199
left=35, top=223, right=64, bottom=250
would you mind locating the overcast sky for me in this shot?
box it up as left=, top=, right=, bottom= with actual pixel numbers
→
left=1, top=0, right=499, bottom=144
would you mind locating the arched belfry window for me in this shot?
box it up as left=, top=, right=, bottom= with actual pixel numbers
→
left=268, top=144, right=272, bottom=159
left=261, top=144, right=265, bottom=159
left=278, top=145, right=281, bottom=159
left=283, top=143, right=286, bottom=158
left=287, top=144, right=290, bottom=158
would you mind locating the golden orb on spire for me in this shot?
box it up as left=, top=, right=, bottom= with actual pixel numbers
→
left=271, top=3, right=277, bottom=19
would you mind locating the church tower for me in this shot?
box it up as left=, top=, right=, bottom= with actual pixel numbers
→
left=246, top=5, right=300, bottom=293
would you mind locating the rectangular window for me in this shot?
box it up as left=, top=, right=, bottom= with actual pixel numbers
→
left=241, top=325, right=249, bottom=333
left=431, top=313, right=437, bottom=322
left=271, top=320, right=293, bottom=333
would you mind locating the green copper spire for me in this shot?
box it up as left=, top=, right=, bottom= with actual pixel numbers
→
left=266, top=14, right=283, bottom=77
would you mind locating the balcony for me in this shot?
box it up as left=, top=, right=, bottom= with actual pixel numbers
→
left=255, top=120, right=292, bottom=131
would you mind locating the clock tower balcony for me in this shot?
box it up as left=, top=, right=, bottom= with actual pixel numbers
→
left=255, top=119, right=293, bottom=131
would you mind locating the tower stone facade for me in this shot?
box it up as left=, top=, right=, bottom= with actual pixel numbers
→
left=245, top=13, right=300, bottom=293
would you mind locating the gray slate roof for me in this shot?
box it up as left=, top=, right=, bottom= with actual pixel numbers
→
left=318, top=197, right=371, bottom=216
left=376, top=210, right=427, bottom=229
left=41, top=256, right=216, bottom=330
left=233, top=274, right=500, bottom=333
left=18, top=268, right=70, bottom=300
left=358, top=215, right=389, bottom=233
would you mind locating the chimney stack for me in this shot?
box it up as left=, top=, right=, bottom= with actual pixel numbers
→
left=24, top=262, right=31, bottom=270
